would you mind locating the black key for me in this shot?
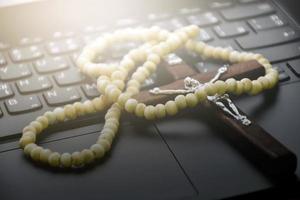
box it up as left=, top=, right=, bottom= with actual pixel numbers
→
left=16, top=76, right=52, bottom=94
left=155, top=18, right=186, bottom=31
left=53, top=68, right=85, bottom=86
left=236, top=27, right=300, bottom=50
left=5, top=95, right=42, bottom=114
left=46, top=38, right=81, bottom=55
left=194, top=61, right=225, bottom=73
left=0, top=83, right=14, bottom=99
left=44, top=87, right=81, bottom=106
left=34, top=56, right=69, bottom=74
left=287, top=59, right=300, bottom=77
left=0, top=64, right=32, bottom=81
left=211, top=40, right=240, bottom=50
left=254, top=42, right=300, bottom=63
left=81, top=83, right=100, bottom=98
left=214, top=23, right=248, bottom=38
left=279, top=72, right=290, bottom=82
left=187, top=12, right=219, bottom=27
left=248, top=14, right=287, bottom=31
left=9, top=45, right=43, bottom=62
left=221, top=2, right=274, bottom=20
left=209, top=0, right=233, bottom=9
left=19, top=37, right=43, bottom=46
left=197, top=29, right=214, bottom=42
left=0, top=52, right=7, bottom=66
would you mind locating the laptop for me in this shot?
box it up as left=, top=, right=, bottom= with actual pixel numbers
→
left=0, top=0, right=300, bottom=199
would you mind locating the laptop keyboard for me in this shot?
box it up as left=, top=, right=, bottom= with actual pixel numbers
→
left=0, top=0, right=300, bottom=140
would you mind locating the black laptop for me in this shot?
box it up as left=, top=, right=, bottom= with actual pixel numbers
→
left=1, top=0, right=300, bottom=199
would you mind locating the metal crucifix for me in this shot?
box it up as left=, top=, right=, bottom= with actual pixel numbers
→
left=133, top=58, right=297, bottom=176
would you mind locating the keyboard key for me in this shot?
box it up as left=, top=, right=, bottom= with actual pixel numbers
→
left=194, top=61, right=226, bottom=73
left=46, top=38, right=81, bottom=55
left=5, top=95, right=42, bottom=114
left=254, top=42, right=300, bottom=63
left=34, top=56, right=69, bottom=74
left=197, top=29, right=214, bottom=42
left=221, top=2, right=274, bottom=20
left=214, top=23, right=248, bottom=38
left=0, top=52, right=7, bottom=66
left=0, top=83, right=14, bottom=99
left=81, top=83, right=100, bottom=98
left=238, top=0, right=259, bottom=3
left=155, top=18, right=186, bottom=31
left=16, top=76, right=52, bottom=94
left=236, top=27, right=300, bottom=50
left=248, top=14, right=287, bottom=31
left=287, top=59, right=300, bottom=77
left=19, top=37, right=43, bottom=46
left=0, top=107, right=2, bottom=117
left=187, top=12, right=219, bottom=27
left=44, top=87, right=81, bottom=106
left=148, top=13, right=171, bottom=21
left=178, top=7, right=201, bottom=15
left=278, top=72, right=290, bottom=82
left=9, top=45, right=43, bottom=62
left=116, top=18, right=139, bottom=27
left=53, top=68, right=85, bottom=86
left=209, top=0, right=233, bottom=9
left=0, top=64, right=32, bottom=81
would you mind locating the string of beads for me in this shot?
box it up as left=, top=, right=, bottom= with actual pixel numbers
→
left=19, top=25, right=278, bottom=168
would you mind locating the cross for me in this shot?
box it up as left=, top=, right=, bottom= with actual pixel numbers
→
left=134, top=59, right=297, bottom=176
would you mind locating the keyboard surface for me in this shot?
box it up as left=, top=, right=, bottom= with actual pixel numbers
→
left=1, top=0, right=300, bottom=199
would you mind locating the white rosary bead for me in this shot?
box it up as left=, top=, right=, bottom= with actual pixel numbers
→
left=144, top=105, right=156, bottom=120
left=155, top=104, right=166, bottom=118
left=241, top=78, right=253, bottom=93
left=143, top=61, right=157, bottom=73
left=64, top=104, right=77, bottom=120
left=90, top=144, right=105, bottom=159
left=249, top=80, right=263, bottom=95
left=175, top=94, right=187, bottom=110
left=195, top=88, right=207, bottom=102
left=202, top=45, right=214, bottom=59
left=258, top=76, right=271, bottom=90
left=43, top=111, right=56, bottom=125
left=185, top=93, right=198, bottom=107
left=165, top=100, right=178, bottom=116
left=83, top=100, right=95, bottom=114
left=214, top=80, right=227, bottom=95
left=229, top=51, right=241, bottom=63
left=30, top=146, right=43, bottom=161
left=195, top=41, right=205, bottom=54
left=125, top=98, right=138, bottom=113
left=147, top=54, right=161, bottom=65
left=24, top=143, right=37, bottom=156
left=234, top=81, right=244, bottom=95
left=39, top=148, right=52, bottom=163
left=48, top=152, right=61, bottom=167
left=97, top=139, right=111, bottom=152
left=220, top=48, right=231, bottom=61
left=29, top=121, right=43, bottom=134
left=36, top=116, right=49, bottom=129
left=71, top=152, right=84, bottom=167
left=92, top=97, right=105, bottom=111
left=135, top=103, right=146, bottom=117
left=73, top=102, right=86, bottom=116
left=60, top=153, right=72, bottom=168
left=53, top=107, right=65, bottom=122
left=204, top=82, right=218, bottom=96
left=225, top=78, right=237, bottom=93
left=81, top=149, right=95, bottom=164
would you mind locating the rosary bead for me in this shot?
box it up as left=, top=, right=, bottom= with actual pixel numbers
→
left=132, top=72, right=146, bottom=83
left=127, top=79, right=140, bottom=88
left=249, top=80, right=263, bottom=95
left=117, top=93, right=131, bottom=107
left=125, top=98, right=138, bottom=113
left=214, top=80, right=227, bottom=95
left=135, top=103, right=146, bottom=117
left=166, top=35, right=181, bottom=51
left=39, top=148, right=52, bottom=163
left=143, top=61, right=157, bottom=73
left=155, top=104, right=166, bottom=118
left=147, top=54, right=160, bottom=65
left=91, top=97, right=105, bottom=111
left=165, top=100, right=178, bottom=116
left=111, top=70, right=126, bottom=81
left=48, top=152, right=61, bottom=167
left=204, top=82, right=217, bottom=96
left=53, top=107, right=65, bottom=122
left=23, top=125, right=36, bottom=134
left=73, top=102, right=85, bottom=116
left=30, top=146, right=43, bottom=161
left=234, top=81, right=244, bottom=95
left=185, top=93, right=198, bottom=107
left=29, top=121, right=43, bottom=134
left=185, top=40, right=196, bottom=51
left=97, top=79, right=110, bottom=94
left=212, top=47, right=223, bottom=60
left=144, top=105, right=156, bottom=120
left=175, top=95, right=187, bottom=110
left=120, top=57, right=135, bottom=71
left=36, top=116, right=49, bottom=129
left=64, top=104, right=77, bottom=120
left=83, top=100, right=95, bottom=114
left=24, top=143, right=37, bottom=156
left=97, top=139, right=111, bottom=152
left=99, top=132, right=114, bottom=144
left=257, top=76, right=270, bottom=90
left=220, top=48, right=231, bottom=61
left=19, top=135, right=35, bottom=148
left=185, top=25, right=199, bottom=38
left=81, top=149, right=95, bottom=164
left=60, top=153, right=72, bottom=168
left=90, top=144, right=105, bottom=159
left=71, top=151, right=84, bottom=167
left=108, top=88, right=122, bottom=102
left=241, top=78, right=253, bottom=93
left=229, top=51, right=241, bottom=63
left=126, top=86, right=139, bottom=96
left=202, top=45, right=214, bottom=59
left=225, top=78, right=237, bottom=93
left=195, top=88, right=207, bottom=102
left=43, top=111, right=56, bottom=125
left=195, top=41, right=205, bottom=54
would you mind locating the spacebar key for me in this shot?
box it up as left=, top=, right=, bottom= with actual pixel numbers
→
left=255, top=42, right=300, bottom=63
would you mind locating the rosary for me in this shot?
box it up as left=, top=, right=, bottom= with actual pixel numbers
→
left=19, top=25, right=287, bottom=171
